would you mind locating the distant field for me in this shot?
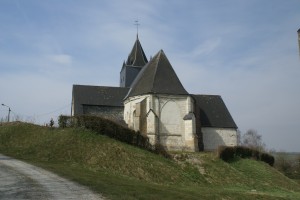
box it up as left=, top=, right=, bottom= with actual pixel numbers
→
left=272, top=151, right=300, bottom=182
left=273, top=152, right=300, bottom=160
left=0, top=122, right=299, bottom=200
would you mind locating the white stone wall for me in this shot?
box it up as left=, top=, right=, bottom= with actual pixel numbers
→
left=156, top=95, right=187, bottom=117
left=160, top=135, right=183, bottom=151
left=202, top=127, right=237, bottom=151
left=155, top=95, right=190, bottom=150
left=124, top=94, right=237, bottom=152
left=184, top=120, right=194, bottom=141
left=159, top=100, right=183, bottom=135
left=124, top=95, right=149, bottom=129
left=146, top=111, right=156, bottom=135
left=124, top=94, right=198, bottom=151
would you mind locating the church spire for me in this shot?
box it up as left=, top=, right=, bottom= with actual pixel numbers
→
left=125, top=20, right=147, bottom=66
left=126, top=36, right=148, bottom=66
left=120, top=34, right=148, bottom=88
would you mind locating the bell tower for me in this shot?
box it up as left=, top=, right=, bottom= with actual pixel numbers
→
left=120, top=35, right=148, bottom=87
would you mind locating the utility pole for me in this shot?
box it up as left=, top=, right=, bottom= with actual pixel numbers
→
left=1, top=104, right=11, bottom=122
left=298, top=28, right=300, bottom=59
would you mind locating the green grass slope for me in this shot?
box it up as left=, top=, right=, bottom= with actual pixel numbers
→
left=0, top=122, right=299, bottom=200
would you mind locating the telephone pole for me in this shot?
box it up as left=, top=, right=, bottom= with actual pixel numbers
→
left=298, top=28, right=300, bottom=59
left=1, top=104, right=11, bottom=122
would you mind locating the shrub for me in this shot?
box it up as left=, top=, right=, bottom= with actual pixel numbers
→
left=49, top=118, right=54, bottom=127
left=58, top=115, right=74, bottom=128
left=252, top=149, right=260, bottom=160
left=218, top=146, right=235, bottom=161
left=58, top=115, right=152, bottom=151
left=235, top=146, right=252, bottom=158
left=218, top=146, right=275, bottom=166
left=261, top=153, right=275, bottom=166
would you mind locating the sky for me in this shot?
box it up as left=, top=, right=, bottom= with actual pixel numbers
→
left=0, top=0, right=299, bottom=152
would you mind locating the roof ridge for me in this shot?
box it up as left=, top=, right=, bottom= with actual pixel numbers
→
left=133, top=39, right=138, bottom=64
left=150, top=50, right=163, bottom=93
left=134, top=38, right=148, bottom=65
left=192, top=94, right=221, bottom=97
left=73, top=84, right=130, bottom=89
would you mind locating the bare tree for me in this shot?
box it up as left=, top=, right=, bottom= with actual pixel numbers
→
left=241, top=129, right=266, bottom=151
left=50, top=118, right=54, bottom=128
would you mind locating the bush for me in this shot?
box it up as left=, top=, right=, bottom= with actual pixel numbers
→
left=218, top=146, right=235, bottom=161
left=58, top=115, right=152, bottom=151
left=261, top=153, right=275, bottom=166
left=218, top=146, right=275, bottom=166
left=235, top=146, right=252, bottom=158
left=49, top=118, right=54, bottom=127
left=58, top=115, right=74, bottom=128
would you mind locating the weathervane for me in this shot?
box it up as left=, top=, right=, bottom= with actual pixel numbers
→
left=134, top=20, right=140, bottom=35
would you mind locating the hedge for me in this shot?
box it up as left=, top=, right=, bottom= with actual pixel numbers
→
left=218, top=146, right=275, bottom=166
left=58, top=115, right=152, bottom=150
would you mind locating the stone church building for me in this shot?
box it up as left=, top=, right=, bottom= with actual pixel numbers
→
left=72, top=35, right=238, bottom=151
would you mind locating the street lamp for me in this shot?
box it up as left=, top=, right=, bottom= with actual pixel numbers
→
left=1, top=104, right=11, bottom=122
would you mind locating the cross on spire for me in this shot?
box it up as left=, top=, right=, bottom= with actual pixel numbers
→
left=134, top=20, right=140, bottom=36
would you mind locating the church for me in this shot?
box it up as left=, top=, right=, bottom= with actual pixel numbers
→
left=72, top=35, right=238, bottom=151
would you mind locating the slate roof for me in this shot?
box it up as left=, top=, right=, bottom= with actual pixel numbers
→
left=298, top=28, right=300, bottom=33
left=126, top=35, right=148, bottom=66
left=126, top=50, right=188, bottom=98
left=192, top=95, right=237, bottom=128
left=72, top=85, right=129, bottom=115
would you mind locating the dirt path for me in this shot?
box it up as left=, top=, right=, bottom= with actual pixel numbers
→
left=0, top=154, right=104, bottom=200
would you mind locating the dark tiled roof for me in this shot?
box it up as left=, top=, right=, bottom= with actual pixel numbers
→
left=72, top=85, right=129, bottom=115
left=126, top=35, right=148, bottom=66
left=298, top=28, right=300, bottom=33
left=192, top=95, right=237, bottom=128
left=126, top=50, right=188, bottom=98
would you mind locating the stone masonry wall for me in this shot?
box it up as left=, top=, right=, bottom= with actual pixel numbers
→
left=124, top=94, right=198, bottom=151
left=202, top=127, right=237, bottom=151
left=83, top=105, right=124, bottom=122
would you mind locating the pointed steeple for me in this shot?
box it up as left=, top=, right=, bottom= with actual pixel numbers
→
left=126, top=36, right=148, bottom=66
left=125, top=50, right=188, bottom=98
left=120, top=36, right=148, bottom=87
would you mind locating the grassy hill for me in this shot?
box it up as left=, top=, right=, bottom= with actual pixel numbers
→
left=0, top=122, right=299, bottom=199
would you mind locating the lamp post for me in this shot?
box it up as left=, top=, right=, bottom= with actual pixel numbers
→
left=1, top=104, right=11, bottom=122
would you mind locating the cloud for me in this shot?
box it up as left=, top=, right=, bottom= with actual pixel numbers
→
left=46, top=54, right=72, bottom=66
left=190, top=38, right=222, bottom=57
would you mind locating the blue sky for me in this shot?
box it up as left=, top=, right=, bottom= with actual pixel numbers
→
left=0, top=0, right=299, bottom=152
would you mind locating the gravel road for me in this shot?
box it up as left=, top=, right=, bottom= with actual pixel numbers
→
left=0, top=154, right=104, bottom=200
